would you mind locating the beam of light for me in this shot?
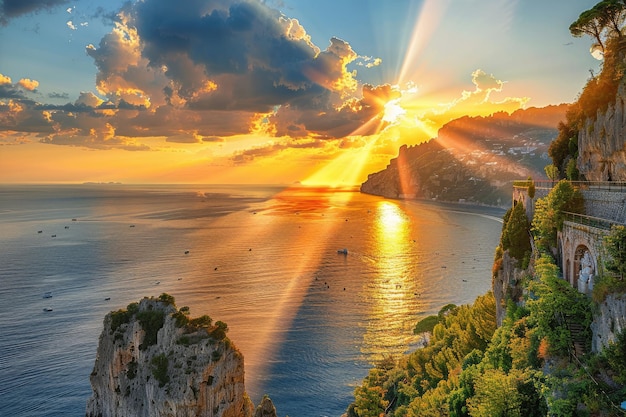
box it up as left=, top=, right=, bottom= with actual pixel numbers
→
left=175, top=186, right=364, bottom=398
left=301, top=113, right=387, bottom=187
left=396, top=0, right=451, bottom=86
left=435, top=121, right=543, bottom=181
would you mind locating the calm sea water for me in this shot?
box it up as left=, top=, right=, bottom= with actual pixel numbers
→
left=0, top=184, right=504, bottom=417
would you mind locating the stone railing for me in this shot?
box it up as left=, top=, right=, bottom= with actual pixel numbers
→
left=513, top=180, right=626, bottom=192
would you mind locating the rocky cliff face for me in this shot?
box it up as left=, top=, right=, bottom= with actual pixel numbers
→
left=578, top=80, right=626, bottom=181
left=591, top=294, right=626, bottom=353
left=492, top=251, right=526, bottom=327
left=85, top=297, right=254, bottom=417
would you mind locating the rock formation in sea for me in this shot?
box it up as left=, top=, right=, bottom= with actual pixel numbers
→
left=85, top=295, right=259, bottom=417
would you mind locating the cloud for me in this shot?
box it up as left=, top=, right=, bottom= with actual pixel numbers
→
left=18, top=78, right=39, bottom=91
left=423, top=69, right=529, bottom=125
left=84, top=0, right=369, bottom=133
left=48, top=92, right=70, bottom=100
left=75, top=91, right=104, bottom=107
left=0, top=0, right=69, bottom=25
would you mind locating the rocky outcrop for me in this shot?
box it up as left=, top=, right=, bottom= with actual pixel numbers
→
left=492, top=251, right=527, bottom=327
left=591, top=294, right=626, bottom=353
left=85, top=296, right=254, bottom=417
left=578, top=80, right=626, bottom=182
left=254, top=396, right=278, bottom=417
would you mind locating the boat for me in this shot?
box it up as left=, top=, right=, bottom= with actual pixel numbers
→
left=104, top=297, right=111, bottom=301
left=43, top=291, right=52, bottom=299
left=43, top=307, right=53, bottom=312
left=51, top=234, right=56, bottom=238
left=184, top=250, right=190, bottom=254
left=337, top=248, right=348, bottom=255
left=37, top=230, right=42, bottom=234
left=64, top=226, right=69, bottom=229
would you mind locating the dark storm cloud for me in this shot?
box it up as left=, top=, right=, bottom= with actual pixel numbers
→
left=126, top=0, right=322, bottom=112
left=0, top=0, right=69, bottom=25
left=48, top=92, right=70, bottom=100
left=0, top=82, right=28, bottom=99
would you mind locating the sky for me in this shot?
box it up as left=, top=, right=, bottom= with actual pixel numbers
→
left=0, top=0, right=603, bottom=185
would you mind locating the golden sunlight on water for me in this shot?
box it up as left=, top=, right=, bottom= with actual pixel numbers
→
left=361, top=201, right=422, bottom=360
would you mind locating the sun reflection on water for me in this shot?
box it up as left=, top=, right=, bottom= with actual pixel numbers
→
left=362, top=201, right=422, bottom=361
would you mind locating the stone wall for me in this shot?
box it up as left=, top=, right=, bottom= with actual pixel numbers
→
left=581, top=188, right=626, bottom=223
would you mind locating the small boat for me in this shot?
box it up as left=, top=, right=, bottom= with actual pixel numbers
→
left=43, top=307, right=53, bottom=312
left=64, top=226, right=69, bottom=229
left=71, top=218, right=77, bottom=221
left=104, top=297, right=111, bottom=301
left=337, top=248, right=348, bottom=255
left=43, top=291, right=52, bottom=299
left=130, top=225, right=135, bottom=228
left=37, top=230, right=42, bottom=234
left=51, top=234, right=56, bottom=238
left=184, top=250, right=190, bottom=254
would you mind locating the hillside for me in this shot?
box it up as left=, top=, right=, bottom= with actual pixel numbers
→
left=361, top=105, right=567, bottom=206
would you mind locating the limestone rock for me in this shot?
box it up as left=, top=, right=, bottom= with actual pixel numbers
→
left=492, top=251, right=527, bottom=327
left=591, top=294, right=626, bottom=353
left=578, top=80, right=626, bottom=182
left=254, top=396, right=278, bottom=417
left=85, top=297, right=254, bottom=417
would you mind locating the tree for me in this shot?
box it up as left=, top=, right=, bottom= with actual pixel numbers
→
left=532, top=180, right=584, bottom=250
left=570, top=7, right=606, bottom=50
left=594, top=0, right=626, bottom=38
left=544, top=164, right=560, bottom=182
left=605, top=225, right=626, bottom=280
left=501, top=202, right=531, bottom=261
left=467, top=369, right=523, bottom=417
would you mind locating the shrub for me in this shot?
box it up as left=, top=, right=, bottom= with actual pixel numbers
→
left=137, top=310, right=165, bottom=350
left=150, top=354, right=170, bottom=387
left=158, top=293, right=176, bottom=306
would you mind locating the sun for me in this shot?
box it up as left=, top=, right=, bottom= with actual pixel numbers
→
left=382, top=99, right=406, bottom=123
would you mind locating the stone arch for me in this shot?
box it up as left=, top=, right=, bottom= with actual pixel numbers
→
left=574, top=244, right=597, bottom=294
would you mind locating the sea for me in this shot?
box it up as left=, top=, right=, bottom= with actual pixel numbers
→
left=0, top=184, right=505, bottom=417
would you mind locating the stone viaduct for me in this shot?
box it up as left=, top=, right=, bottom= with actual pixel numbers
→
left=513, top=181, right=626, bottom=295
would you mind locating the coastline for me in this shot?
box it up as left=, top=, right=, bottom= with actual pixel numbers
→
left=397, top=197, right=508, bottom=223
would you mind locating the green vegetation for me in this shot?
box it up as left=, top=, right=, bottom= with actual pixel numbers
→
left=150, top=354, right=170, bottom=387
left=137, top=309, right=165, bottom=350
left=527, top=256, right=593, bottom=357
left=110, top=302, right=139, bottom=334
left=349, top=3, right=626, bottom=416
left=594, top=225, right=626, bottom=301
left=211, top=321, right=229, bottom=340
left=501, top=202, right=531, bottom=261
left=605, top=225, right=626, bottom=280
left=551, top=0, right=626, bottom=178
left=532, top=180, right=584, bottom=251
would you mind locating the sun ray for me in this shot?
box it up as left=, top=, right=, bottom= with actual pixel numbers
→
left=396, top=0, right=451, bottom=86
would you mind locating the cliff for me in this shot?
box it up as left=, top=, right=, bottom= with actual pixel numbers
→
left=591, top=294, right=626, bottom=353
left=85, top=296, right=255, bottom=417
left=360, top=105, right=567, bottom=206
left=492, top=251, right=526, bottom=327
left=578, top=80, right=626, bottom=181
